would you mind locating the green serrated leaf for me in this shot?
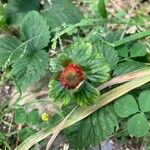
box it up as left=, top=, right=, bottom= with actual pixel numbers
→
left=114, top=94, right=139, bottom=118
left=12, top=50, right=49, bottom=90
left=15, top=108, right=27, bottom=124
left=113, top=60, right=146, bottom=76
left=27, top=109, right=39, bottom=125
left=127, top=113, right=149, bottom=137
left=65, top=105, right=118, bottom=149
left=6, top=0, right=40, bottom=25
left=21, top=11, right=50, bottom=52
left=42, top=0, right=83, bottom=28
left=104, top=29, right=124, bottom=43
left=0, top=35, right=21, bottom=67
left=98, top=0, right=107, bottom=19
left=130, top=43, right=147, bottom=58
left=92, top=41, right=118, bottom=70
left=74, top=81, right=100, bottom=106
left=138, top=90, right=150, bottom=112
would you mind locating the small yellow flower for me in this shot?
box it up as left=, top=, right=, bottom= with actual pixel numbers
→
left=41, top=112, right=49, bottom=122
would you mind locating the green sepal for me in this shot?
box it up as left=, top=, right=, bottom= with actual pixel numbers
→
left=74, top=81, right=100, bottom=106
left=49, top=80, right=73, bottom=105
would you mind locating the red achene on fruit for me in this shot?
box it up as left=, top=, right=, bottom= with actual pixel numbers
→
left=59, top=63, right=84, bottom=89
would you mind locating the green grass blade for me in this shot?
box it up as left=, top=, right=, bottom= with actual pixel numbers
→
left=113, top=30, right=150, bottom=47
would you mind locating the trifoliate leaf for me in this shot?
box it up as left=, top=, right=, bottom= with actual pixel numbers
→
left=74, top=81, right=100, bottom=106
left=114, top=94, right=139, bottom=118
left=130, top=43, right=147, bottom=58
left=138, top=90, right=150, bottom=112
left=0, top=35, right=21, bottom=67
left=65, top=105, right=118, bottom=149
left=15, top=108, right=27, bottom=124
left=113, top=60, right=146, bottom=76
left=21, top=11, right=50, bottom=52
left=12, top=50, right=49, bottom=90
left=6, top=0, right=40, bottom=25
left=42, top=0, right=83, bottom=28
left=127, top=113, right=149, bottom=137
left=27, top=109, right=39, bottom=125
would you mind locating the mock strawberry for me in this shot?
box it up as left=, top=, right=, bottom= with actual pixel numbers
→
left=49, top=42, right=110, bottom=106
left=59, top=63, right=84, bottom=89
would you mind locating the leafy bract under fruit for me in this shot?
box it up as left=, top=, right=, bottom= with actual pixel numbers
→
left=49, top=42, right=110, bottom=106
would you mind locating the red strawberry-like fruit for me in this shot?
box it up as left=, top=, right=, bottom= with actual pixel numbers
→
left=59, top=63, right=84, bottom=89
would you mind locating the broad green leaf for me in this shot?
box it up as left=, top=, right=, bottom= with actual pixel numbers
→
left=127, top=113, right=149, bottom=137
left=42, top=0, right=83, bottom=28
left=98, top=0, right=107, bottom=19
left=114, top=94, right=139, bottom=118
left=12, top=50, right=49, bottom=90
left=130, top=43, right=147, bottom=58
left=6, top=0, right=40, bottom=25
left=65, top=105, right=118, bottom=149
left=14, top=108, right=27, bottom=124
left=138, top=90, right=150, bottom=112
left=27, top=109, right=39, bottom=125
left=21, top=11, right=50, bottom=52
left=0, top=35, right=21, bottom=67
left=113, top=60, right=146, bottom=76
